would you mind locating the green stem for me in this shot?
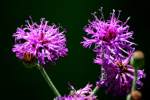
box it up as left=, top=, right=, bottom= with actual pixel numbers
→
left=126, top=94, right=131, bottom=100
left=91, top=51, right=105, bottom=96
left=91, top=86, right=99, bottom=96
left=131, top=67, right=137, bottom=92
left=126, top=61, right=138, bottom=100
left=91, top=67, right=104, bottom=95
left=37, top=64, right=61, bottom=97
left=91, top=58, right=106, bottom=95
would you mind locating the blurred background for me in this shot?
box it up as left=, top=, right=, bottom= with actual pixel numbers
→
left=0, top=0, right=149, bottom=100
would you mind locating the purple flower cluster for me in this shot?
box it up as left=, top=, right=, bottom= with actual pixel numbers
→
left=81, top=9, right=135, bottom=64
left=96, top=56, right=145, bottom=95
left=81, top=9, right=145, bottom=95
left=55, top=84, right=97, bottom=100
left=11, top=8, right=145, bottom=99
left=12, top=18, right=68, bottom=64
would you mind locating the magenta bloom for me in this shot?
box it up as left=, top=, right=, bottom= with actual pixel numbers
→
left=12, top=18, right=68, bottom=64
left=55, top=84, right=97, bottom=100
left=96, top=56, right=145, bottom=96
left=81, top=9, right=135, bottom=64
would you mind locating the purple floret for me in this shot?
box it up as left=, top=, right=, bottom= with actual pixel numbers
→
left=96, top=56, right=145, bottom=96
left=81, top=8, right=145, bottom=96
left=12, top=18, right=68, bottom=64
left=81, top=9, right=135, bottom=64
left=55, top=84, right=97, bottom=100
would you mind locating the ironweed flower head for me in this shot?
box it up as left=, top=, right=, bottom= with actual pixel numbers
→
left=12, top=18, right=68, bottom=64
left=81, top=8, right=135, bottom=64
left=55, top=84, right=97, bottom=100
left=96, top=56, right=145, bottom=96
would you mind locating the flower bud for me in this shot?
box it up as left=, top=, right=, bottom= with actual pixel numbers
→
left=130, top=50, right=144, bottom=69
left=131, top=90, right=142, bottom=100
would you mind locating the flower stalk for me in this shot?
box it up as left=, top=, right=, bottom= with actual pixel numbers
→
left=126, top=67, right=137, bottom=100
left=127, top=54, right=143, bottom=100
left=132, top=66, right=137, bottom=91
left=91, top=86, right=99, bottom=96
left=126, top=62, right=137, bottom=100
left=37, top=64, right=61, bottom=97
left=91, top=66, right=105, bottom=96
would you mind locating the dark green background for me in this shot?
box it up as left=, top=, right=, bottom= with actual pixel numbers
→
left=0, top=0, right=149, bottom=100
